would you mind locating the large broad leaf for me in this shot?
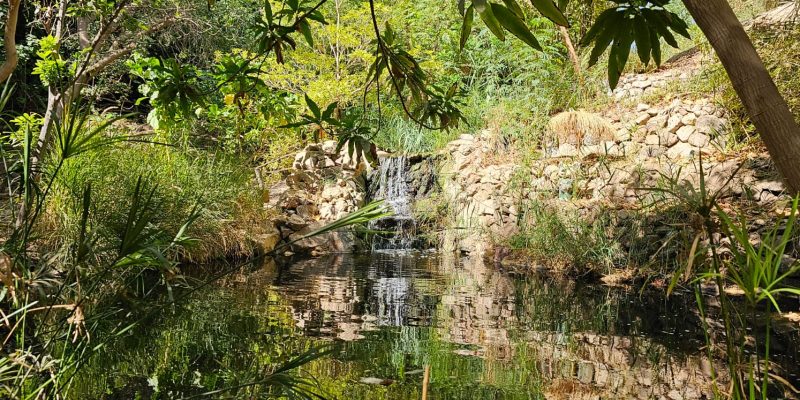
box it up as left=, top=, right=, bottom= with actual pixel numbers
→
left=304, top=94, right=320, bottom=119
left=474, top=0, right=506, bottom=41
left=491, top=3, right=542, bottom=50
left=530, top=0, right=569, bottom=27
left=581, top=1, right=690, bottom=89
left=299, top=21, right=314, bottom=47
left=460, top=5, right=475, bottom=50
left=632, top=15, right=651, bottom=66
left=501, top=0, right=525, bottom=17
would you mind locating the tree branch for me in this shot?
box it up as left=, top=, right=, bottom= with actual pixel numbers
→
left=82, top=16, right=175, bottom=78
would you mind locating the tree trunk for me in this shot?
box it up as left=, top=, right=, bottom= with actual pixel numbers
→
left=683, top=0, right=800, bottom=193
left=559, top=25, right=581, bottom=80
left=0, top=0, right=22, bottom=83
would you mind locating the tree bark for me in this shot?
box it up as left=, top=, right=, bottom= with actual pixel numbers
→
left=559, top=25, right=581, bottom=80
left=0, top=0, right=22, bottom=83
left=683, top=0, right=800, bottom=193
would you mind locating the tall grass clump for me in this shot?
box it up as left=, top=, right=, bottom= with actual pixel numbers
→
left=47, top=138, right=265, bottom=262
left=509, top=201, right=623, bottom=273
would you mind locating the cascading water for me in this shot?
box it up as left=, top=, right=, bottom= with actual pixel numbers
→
left=370, top=156, right=418, bottom=250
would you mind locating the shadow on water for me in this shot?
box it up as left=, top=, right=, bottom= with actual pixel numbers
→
left=75, top=252, right=799, bottom=399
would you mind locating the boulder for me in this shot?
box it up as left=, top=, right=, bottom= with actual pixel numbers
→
left=676, top=125, right=696, bottom=142
left=681, top=113, right=697, bottom=126
left=666, top=114, right=684, bottom=133
left=322, top=140, right=338, bottom=156
left=687, top=132, right=710, bottom=148
left=695, top=115, right=725, bottom=134
left=658, top=130, right=679, bottom=147
left=666, top=142, right=696, bottom=159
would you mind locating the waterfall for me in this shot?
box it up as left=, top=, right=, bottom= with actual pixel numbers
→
left=370, top=156, right=417, bottom=250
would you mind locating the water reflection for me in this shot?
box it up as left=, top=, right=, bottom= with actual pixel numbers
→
left=271, top=252, right=726, bottom=399
left=77, top=252, right=800, bottom=399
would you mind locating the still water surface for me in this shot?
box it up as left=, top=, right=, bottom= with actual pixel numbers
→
left=78, top=252, right=799, bottom=399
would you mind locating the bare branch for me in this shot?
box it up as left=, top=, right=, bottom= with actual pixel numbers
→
left=83, top=16, right=175, bottom=78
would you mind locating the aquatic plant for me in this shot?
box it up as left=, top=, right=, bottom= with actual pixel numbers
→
left=653, top=154, right=800, bottom=399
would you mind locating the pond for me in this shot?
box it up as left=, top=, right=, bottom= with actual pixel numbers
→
left=75, top=252, right=799, bottom=399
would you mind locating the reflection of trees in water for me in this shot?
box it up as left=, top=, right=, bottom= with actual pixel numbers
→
left=273, top=253, right=731, bottom=399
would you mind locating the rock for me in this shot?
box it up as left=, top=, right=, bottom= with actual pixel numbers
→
left=258, top=233, right=281, bottom=253
left=687, top=132, right=710, bottom=148
left=666, top=142, right=696, bottom=159
left=614, top=128, right=632, bottom=143
left=285, top=214, right=309, bottom=231
left=601, top=141, right=623, bottom=157
left=322, top=140, right=338, bottom=155
left=459, top=134, right=475, bottom=141
left=696, top=115, right=725, bottom=134
left=676, top=125, right=696, bottom=142
left=632, top=79, right=651, bottom=89
left=556, top=143, right=577, bottom=158
left=658, top=130, right=679, bottom=147
left=636, top=103, right=650, bottom=112
left=666, top=114, right=684, bottom=133
left=635, top=113, right=651, bottom=125
left=318, top=203, right=334, bottom=220
left=645, top=115, right=667, bottom=133
left=680, top=113, right=697, bottom=126
left=755, top=180, right=785, bottom=197
left=296, top=204, right=319, bottom=220
left=639, top=145, right=665, bottom=158
left=668, top=390, right=684, bottom=400
left=268, top=181, right=290, bottom=208
left=644, top=134, right=660, bottom=146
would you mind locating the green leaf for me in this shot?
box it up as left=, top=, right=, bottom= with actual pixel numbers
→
left=501, top=0, right=525, bottom=17
left=299, top=21, right=314, bottom=47
left=580, top=8, right=615, bottom=46
left=491, top=3, right=542, bottom=50
left=460, top=5, right=475, bottom=51
left=264, top=0, right=273, bottom=24
left=667, top=11, right=691, bottom=39
left=322, top=102, right=337, bottom=120
left=614, top=23, right=633, bottom=69
left=305, top=94, right=320, bottom=119
left=650, top=28, right=662, bottom=66
left=472, top=0, right=489, bottom=13
left=632, top=15, right=651, bottom=65
left=608, top=43, right=621, bottom=89
left=587, top=26, right=614, bottom=67
left=476, top=1, right=506, bottom=41
left=530, top=0, right=569, bottom=27
left=642, top=8, right=678, bottom=48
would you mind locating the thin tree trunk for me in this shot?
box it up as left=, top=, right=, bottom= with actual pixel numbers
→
left=683, top=0, right=800, bottom=193
left=559, top=25, right=581, bottom=80
left=0, top=0, right=22, bottom=83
